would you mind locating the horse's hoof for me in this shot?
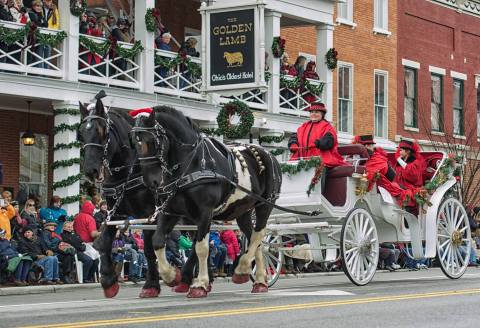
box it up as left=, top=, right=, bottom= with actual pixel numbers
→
left=164, top=268, right=182, bottom=287
left=232, top=273, right=250, bottom=284
left=172, top=282, right=190, bottom=293
left=187, top=287, right=208, bottom=298
left=207, top=283, right=212, bottom=293
left=139, top=287, right=160, bottom=298
left=251, top=283, right=268, bottom=293
left=103, top=282, right=120, bottom=298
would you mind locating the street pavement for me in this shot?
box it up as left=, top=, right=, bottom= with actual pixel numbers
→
left=0, top=268, right=479, bottom=328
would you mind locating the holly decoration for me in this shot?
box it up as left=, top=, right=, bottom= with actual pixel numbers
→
left=280, top=74, right=325, bottom=97
left=70, top=0, right=87, bottom=17
left=307, top=161, right=325, bottom=196
left=217, top=100, right=254, bottom=139
left=155, top=53, right=201, bottom=78
left=325, top=48, right=338, bottom=71
left=52, top=158, right=81, bottom=170
left=0, top=22, right=66, bottom=48
left=52, top=173, right=83, bottom=190
left=280, top=157, right=322, bottom=175
left=79, top=35, right=144, bottom=60
left=145, top=8, right=163, bottom=33
left=259, top=134, right=285, bottom=144
left=270, top=149, right=285, bottom=156
left=271, top=36, right=286, bottom=58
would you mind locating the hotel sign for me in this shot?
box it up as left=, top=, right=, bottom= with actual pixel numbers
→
left=200, top=2, right=266, bottom=95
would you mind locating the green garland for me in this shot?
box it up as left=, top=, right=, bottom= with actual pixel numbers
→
left=54, top=108, right=81, bottom=116
left=53, top=123, right=81, bottom=135
left=53, top=141, right=83, bottom=151
left=264, top=71, right=272, bottom=83
left=52, top=158, right=81, bottom=170
left=79, top=36, right=144, bottom=60
left=201, top=128, right=222, bottom=137
left=271, top=36, right=286, bottom=58
left=325, top=48, right=338, bottom=71
left=0, top=23, right=67, bottom=48
left=52, top=173, right=83, bottom=190
left=61, top=195, right=82, bottom=205
left=259, top=134, right=285, bottom=144
left=270, top=149, right=285, bottom=156
left=217, top=100, right=254, bottom=139
left=280, top=75, right=325, bottom=97
left=145, top=8, right=162, bottom=33
left=70, top=0, right=87, bottom=17
left=155, top=54, right=202, bottom=78
left=424, top=156, right=460, bottom=193
left=280, top=157, right=322, bottom=175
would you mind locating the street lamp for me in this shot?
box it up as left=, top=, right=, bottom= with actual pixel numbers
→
left=21, top=100, right=35, bottom=146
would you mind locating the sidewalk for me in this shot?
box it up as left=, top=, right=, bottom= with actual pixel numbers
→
left=0, top=271, right=352, bottom=296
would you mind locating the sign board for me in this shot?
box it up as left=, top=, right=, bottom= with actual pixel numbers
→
left=200, top=1, right=266, bottom=96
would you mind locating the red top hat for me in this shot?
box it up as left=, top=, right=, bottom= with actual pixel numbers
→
left=353, top=135, right=375, bottom=145
left=307, top=102, right=327, bottom=112
left=399, top=139, right=415, bottom=151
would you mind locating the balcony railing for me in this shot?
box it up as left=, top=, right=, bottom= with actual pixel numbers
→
left=153, top=49, right=203, bottom=100
left=0, top=21, right=65, bottom=78
left=279, top=75, right=324, bottom=116
left=78, top=34, right=140, bottom=89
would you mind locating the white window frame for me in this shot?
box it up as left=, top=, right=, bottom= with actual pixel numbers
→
left=373, top=0, right=391, bottom=36
left=337, top=61, right=354, bottom=134
left=374, top=69, right=388, bottom=138
left=336, top=0, right=357, bottom=28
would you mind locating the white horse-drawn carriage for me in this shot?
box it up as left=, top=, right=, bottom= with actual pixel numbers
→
left=253, top=144, right=471, bottom=287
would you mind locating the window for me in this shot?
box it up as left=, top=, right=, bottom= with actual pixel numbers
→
left=404, top=67, right=417, bottom=128
left=338, top=0, right=354, bottom=22
left=19, top=134, right=49, bottom=207
left=375, top=71, right=388, bottom=138
left=374, top=0, right=388, bottom=31
left=431, top=74, right=443, bottom=132
left=338, top=63, right=353, bottom=134
left=453, top=79, right=464, bottom=135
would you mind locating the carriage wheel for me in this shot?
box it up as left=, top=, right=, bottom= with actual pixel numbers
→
left=340, top=208, right=379, bottom=286
left=436, top=198, right=471, bottom=279
left=248, top=233, right=283, bottom=287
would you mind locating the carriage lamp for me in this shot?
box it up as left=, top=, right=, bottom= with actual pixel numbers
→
left=21, top=100, right=36, bottom=146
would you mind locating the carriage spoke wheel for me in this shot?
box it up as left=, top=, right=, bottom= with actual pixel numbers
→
left=340, top=208, right=379, bottom=286
left=250, top=233, right=283, bottom=287
left=436, top=198, right=471, bottom=279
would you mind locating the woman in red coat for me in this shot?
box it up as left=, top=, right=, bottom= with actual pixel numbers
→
left=220, top=229, right=240, bottom=277
left=288, top=102, right=347, bottom=168
left=393, top=140, right=426, bottom=189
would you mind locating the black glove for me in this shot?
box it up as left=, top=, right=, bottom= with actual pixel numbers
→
left=314, top=133, right=334, bottom=150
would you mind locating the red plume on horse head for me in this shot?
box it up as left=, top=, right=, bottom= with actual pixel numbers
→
left=129, top=108, right=153, bottom=118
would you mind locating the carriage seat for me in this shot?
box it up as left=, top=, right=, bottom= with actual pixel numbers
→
left=323, top=165, right=366, bottom=207
left=327, top=165, right=365, bottom=178
left=337, top=144, right=369, bottom=159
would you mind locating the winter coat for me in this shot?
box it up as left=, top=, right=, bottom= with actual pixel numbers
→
left=73, top=201, right=97, bottom=243
left=39, top=206, right=68, bottom=234
left=61, top=231, right=86, bottom=252
left=155, top=38, right=171, bottom=51
left=179, top=235, right=192, bottom=251
left=43, top=6, right=59, bottom=30
left=209, top=231, right=221, bottom=248
left=0, top=238, right=19, bottom=259
left=17, top=235, right=48, bottom=260
left=28, top=11, right=48, bottom=28
left=42, top=230, right=61, bottom=251
left=21, top=210, right=42, bottom=234
left=220, top=230, right=240, bottom=261
left=93, top=210, right=107, bottom=230
left=393, top=146, right=426, bottom=189
left=166, top=231, right=181, bottom=258
left=289, top=120, right=347, bottom=168
left=0, top=5, right=14, bottom=22
left=0, top=205, right=15, bottom=240
left=9, top=6, right=29, bottom=24
left=132, top=232, right=144, bottom=251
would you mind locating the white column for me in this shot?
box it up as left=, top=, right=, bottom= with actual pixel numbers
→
left=58, top=1, right=79, bottom=82
left=135, top=0, right=156, bottom=94
left=265, top=11, right=282, bottom=114
left=52, top=101, right=81, bottom=216
left=316, top=23, right=334, bottom=122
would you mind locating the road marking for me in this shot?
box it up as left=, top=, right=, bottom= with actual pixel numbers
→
left=20, top=288, right=480, bottom=328
left=269, top=289, right=354, bottom=296
left=127, top=312, right=152, bottom=315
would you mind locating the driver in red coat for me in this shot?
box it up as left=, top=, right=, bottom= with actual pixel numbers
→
left=393, top=139, right=426, bottom=189
left=288, top=102, right=347, bottom=168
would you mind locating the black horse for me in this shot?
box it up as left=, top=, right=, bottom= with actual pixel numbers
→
left=131, top=106, right=282, bottom=298
left=77, top=96, right=213, bottom=298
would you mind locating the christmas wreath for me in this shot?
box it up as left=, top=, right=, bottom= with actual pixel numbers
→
left=325, top=48, right=338, bottom=71
left=70, top=0, right=87, bottom=17
left=217, top=100, right=254, bottom=139
left=271, top=36, right=286, bottom=58
left=145, top=8, right=163, bottom=33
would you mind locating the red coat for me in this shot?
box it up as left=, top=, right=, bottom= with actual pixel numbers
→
left=366, top=148, right=389, bottom=179
left=220, top=230, right=240, bottom=261
left=73, top=201, right=97, bottom=243
left=393, top=150, right=426, bottom=189
left=290, top=120, right=347, bottom=168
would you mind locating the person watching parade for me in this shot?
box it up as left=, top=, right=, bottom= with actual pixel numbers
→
left=288, top=102, right=346, bottom=168
left=393, top=139, right=426, bottom=189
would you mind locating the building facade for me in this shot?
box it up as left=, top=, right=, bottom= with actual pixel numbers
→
left=282, top=0, right=398, bottom=149
left=397, top=0, right=480, bottom=145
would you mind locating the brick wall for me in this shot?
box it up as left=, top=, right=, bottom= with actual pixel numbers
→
left=0, top=109, right=54, bottom=199
left=282, top=0, right=397, bottom=141
left=398, top=0, right=480, bottom=144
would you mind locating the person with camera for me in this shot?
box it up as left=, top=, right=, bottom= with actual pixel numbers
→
left=0, top=196, right=15, bottom=241
left=0, top=228, right=32, bottom=286
left=39, top=195, right=68, bottom=234
left=42, top=221, right=76, bottom=283
left=18, top=226, right=61, bottom=285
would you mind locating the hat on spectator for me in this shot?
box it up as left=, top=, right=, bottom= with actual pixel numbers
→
left=353, top=135, right=375, bottom=145
left=306, top=102, right=326, bottom=112
left=22, top=226, right=33, bottom=234
left=44, top=221, right=58, bottom=228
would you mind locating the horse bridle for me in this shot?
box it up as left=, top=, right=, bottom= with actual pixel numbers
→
left=81, top=113, right=113, bottom=176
